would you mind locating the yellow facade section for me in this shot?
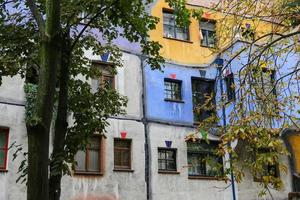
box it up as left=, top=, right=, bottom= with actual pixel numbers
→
left=149, top=0, right=282, bottom=65
left=288, top=135, right=300, bottom=174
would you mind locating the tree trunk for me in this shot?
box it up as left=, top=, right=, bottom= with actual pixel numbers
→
left=26, top=1, right=61, bottom=200
left=49, top=37, right=70, bottom=200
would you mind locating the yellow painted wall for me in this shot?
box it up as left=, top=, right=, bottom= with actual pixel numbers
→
left=288, top=135, right=300, bottom=174
left=149, top=0, right=283, bottom=65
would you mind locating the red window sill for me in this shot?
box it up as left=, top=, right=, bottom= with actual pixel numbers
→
left=158, top=170, right=180, bottom=175
left=113, top=168, right=134, bottom=173
left=188, top=175, right=224, bottom=181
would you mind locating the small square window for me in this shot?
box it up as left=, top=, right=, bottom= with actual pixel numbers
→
left=163, top=10, right=189, bottom=41
left=164, top=78, right=182, bottom=101
left=200, top=19, right=216, bottom=48
left=0, top=128, right=9, bottom=171
left=187, top=140, right=223, bottom=177
left=158, top=148, right=177, bottom=171
left=225, top=73, right=236, bottom=101
left=114, top=139, right=132, bottom=170
left=74, top=135, right=103, bottom=174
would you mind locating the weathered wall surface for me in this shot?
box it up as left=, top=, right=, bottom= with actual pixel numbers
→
left=0, top=75, right=27, bottom=200
left=148, top=123, right=232, bottom=200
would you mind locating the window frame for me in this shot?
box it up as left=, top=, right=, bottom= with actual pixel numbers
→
left=162, top=9, right=190, bottom=41
left=200, top=19, right=217, bottom=48
left=187, top=140, right=223, bottom=179
left=164, top=78, right=183, bottom=103
left=225, top=73, right=236, bottom=102
left=0, top=127, right=9, bottom=172
left=113, top=138, right=132, bottom=171
left=158, top=148, right=177, bottom=172
left=191, top=77, right=216, bottom=123
left=74, top=135, right=103, bottom=175
left=92, top=61, right=115, bottom=90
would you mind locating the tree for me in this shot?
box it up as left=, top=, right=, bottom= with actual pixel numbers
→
left=186, top=0, right=300, bottom=198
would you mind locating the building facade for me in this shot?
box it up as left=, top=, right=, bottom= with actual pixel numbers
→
left=0, top=0, right=299, bottom=200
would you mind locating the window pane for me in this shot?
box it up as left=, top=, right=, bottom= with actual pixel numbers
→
left=88, top=149, right=99, bottom=171
left=0, top=133, right=6, bottom=148
left=0, top=150, right=5, bottom=167
left=164, top=80, right=182, bottom=100
left=75, top=150, right=85, bottom=171
left=122, top=150, right=130, bottom=167
left=114, top=150, right=122, bottom=166
left=176, top=27, right=188, bottom=40
left=187, top=141, right=222, bottom=176
left=115, top=140, right=131, bottom=148
left=158, top=149, right=176, bottom=171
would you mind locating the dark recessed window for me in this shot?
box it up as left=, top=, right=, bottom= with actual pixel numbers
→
left=200, top=19, right=216, bottom=48
left=158, top=148, right=177, bottom=171
left=241, top=27, right=255, bottom=41
left=74, top=135, right=103, bottom=174
left=163, top=10, right=189, bottom=41
left=0, top=128, right=9, bottom=171
left=254, top=148, right=280, bottom=181
left=164, top=78, right=182, bottom=101
left=191, top=78, right=215, bottom=122
left=225, top=73, right=236, bottom=101
left=114, top=139, right=132, bottom=170
left=187, top=140, right=223, bottom=177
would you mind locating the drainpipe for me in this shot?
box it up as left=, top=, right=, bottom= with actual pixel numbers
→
left=140, top=54, right=152, bottom=200
left=216, top=58, right=237, bottom=200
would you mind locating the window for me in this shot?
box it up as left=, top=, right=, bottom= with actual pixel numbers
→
left=187, top=140, right=223, bottom=177
left=114, top=139, right=132, bottom=170
left=0, top=128, right=9, bottom=171
left=164, top=78, right=182, bottom=102
left=163, top=10, right=189, bottom=41
left=92, top=62, right=115, bottom=90
left=191, top=78, right=215, bottom=122
left=74, top=135, right=103, bottom=174
left=158, top=148, right=177, bottom=172
left=200, top=19, right=216, bottom=48
left=241, top=27, right=255, bottom=41
left=225, top=73, right=236, bottom=101
left=254, top=148, right=280, bottom=181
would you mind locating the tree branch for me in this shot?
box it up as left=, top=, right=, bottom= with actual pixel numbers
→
left=26, top=0, right=45, bottom=34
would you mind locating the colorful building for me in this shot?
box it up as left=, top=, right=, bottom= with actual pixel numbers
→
left=0, top=0, right=299, bottom=200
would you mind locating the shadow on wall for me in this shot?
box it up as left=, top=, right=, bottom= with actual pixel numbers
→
left=72, top=194, right=117, bottom=200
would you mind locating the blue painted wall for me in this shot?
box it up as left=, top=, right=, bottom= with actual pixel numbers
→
left=145, top=63, right=218, bottom=124
left=221, top=41, right=300, bottom=127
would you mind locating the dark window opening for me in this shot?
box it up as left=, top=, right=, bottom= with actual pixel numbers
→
left=158, top=148, right=177, bottom=171
left=114, top=139, right=132, bottom=170
left=164, top=78, right=182, bottom=101
left=225, top=73, right=236, bottom=101
left=254, top=148, right=280, bottom=181
left=0, top=128, right=9, bottom=171
left=163, top=10, right=189, bottom=41
left=191, top=78, right=215, bottom=122
left=187, top=140, right=223, bottom=177
left=200, top=19, right=216, bottom=48
left=241, top=27, right=255, bottom=41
